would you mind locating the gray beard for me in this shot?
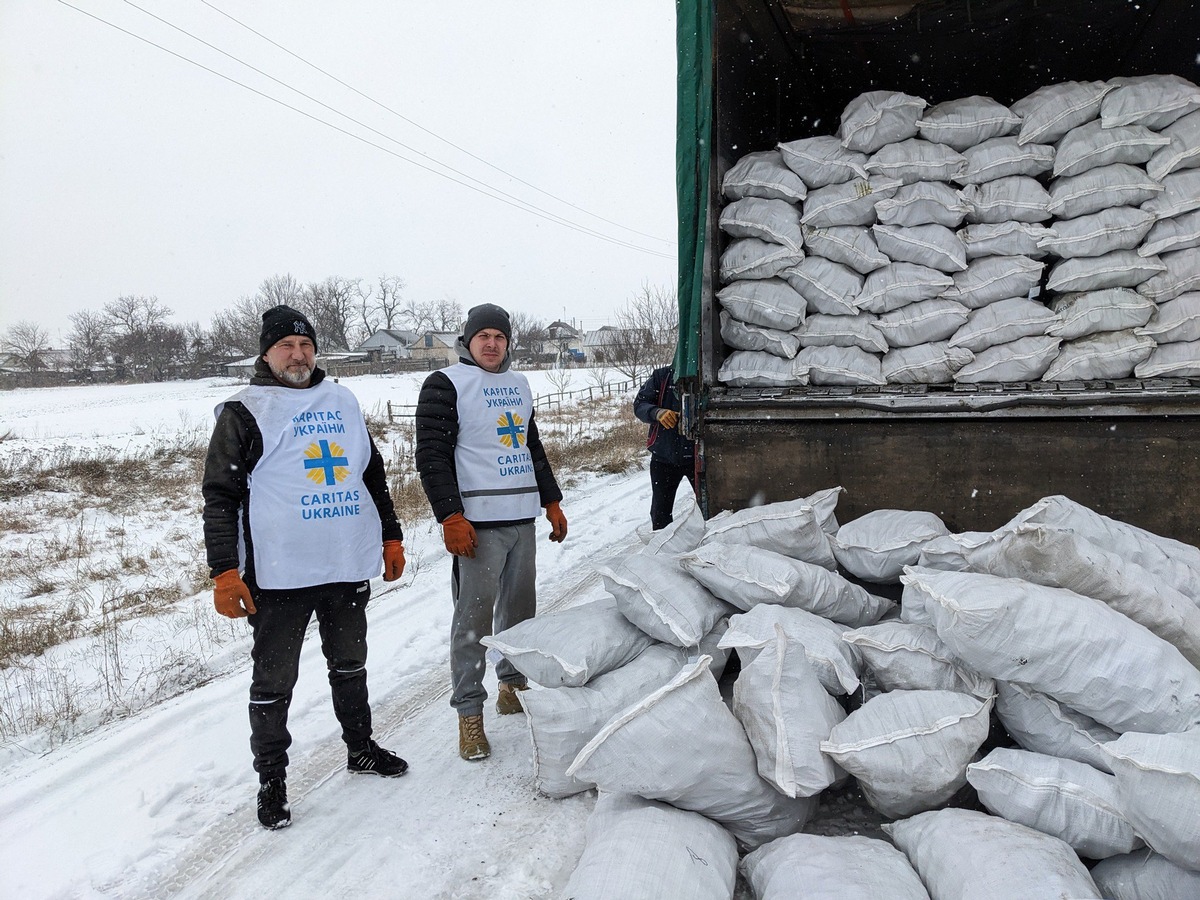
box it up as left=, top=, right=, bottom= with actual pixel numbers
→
left=269, top=362, right=312, bottom=385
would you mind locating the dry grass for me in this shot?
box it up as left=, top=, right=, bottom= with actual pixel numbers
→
left=0, top=602, right=85, bottom=669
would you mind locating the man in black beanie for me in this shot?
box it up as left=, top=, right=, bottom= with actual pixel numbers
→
left=414, top=303, right=568, bottom=761
left=201, top=304, right=409, bottom=829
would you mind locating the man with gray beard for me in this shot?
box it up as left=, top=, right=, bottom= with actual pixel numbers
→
left=202, top=305, right=408, bottom=830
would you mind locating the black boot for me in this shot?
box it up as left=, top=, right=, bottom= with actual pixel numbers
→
left=256, top=776, right=291, bottom=829
left=348, top=739, right=409, bottom=777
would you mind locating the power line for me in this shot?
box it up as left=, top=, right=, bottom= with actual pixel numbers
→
left=54, top=0, right=675, bottom=260
left=200, top=0, right=675, bottom=248
left=110, top=0, right=672, bottom=258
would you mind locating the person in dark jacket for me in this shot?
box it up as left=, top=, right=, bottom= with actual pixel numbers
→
left=202, top=305, right=409, bottom=830
left=414, top=303, right=567, bottom=762
left=634, top=365, right=697, bottom=530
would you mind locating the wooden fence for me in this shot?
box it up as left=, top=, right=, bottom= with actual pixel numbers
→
left=386, top=379, right=633, bottom=423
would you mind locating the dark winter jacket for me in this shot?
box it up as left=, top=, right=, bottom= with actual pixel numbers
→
left=414, top=339, right=562, bottom=527
left=633, top=366, right=695, bottom=468
left=202, top=360, right=403, bottom=580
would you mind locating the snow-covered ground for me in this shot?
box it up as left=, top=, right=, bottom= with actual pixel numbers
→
left=0, top=370, right=662, bottom=898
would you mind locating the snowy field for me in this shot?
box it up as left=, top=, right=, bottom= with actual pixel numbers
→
left=0, top=369, right=668, bottom=898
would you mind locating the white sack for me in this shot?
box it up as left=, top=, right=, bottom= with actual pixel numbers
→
left=700, top=489, right=842, bottom=567
left=902, top=566, right=1200, bottom=734
left=680, top=540, right=891, bottom=627
left=967, top=747, right=1142, bottom=859
left=644, top=495, right=706, bottom=555
left=962, top=175, right=1051, bottom=224
left=1134, top=340, right=1200, bottom=378
left=566, top=657, right=818, bottom=850
left=722, top=149, right=809, bottom=203
left=742, top=833, right=930, bottom=900
left=719, top=197, right=804, bottom=251
left=839, top=90, right=926, bottom=154
left=595, top=552, right=735, bottom=648
left=1045, top=249, right=1165, bottom=293
left=956, top=136, right=1055, bottom=184
left=885, top=808, right=1100, bottom=898
left=801, top=176, right=901, bottom=227
left=796, top=313, right=887, bottom=353
left=561, top=792, right=738, bottom=900
left=941, top=254, right=1044, bottom=309
left=796, top=345, right=887, bottom=386
left=1014, top=80, right=1111, bottom=144
left=781, top=256, right=863, bottom=316
left=1047, top=288, right=1156, bottom=341
left=1010, top=494, right=1200, bottom=605
left=719, top=237, right=803, bottom=282
left=995, top=680, right=1119, bottom=774
left=719, top=603, right=862, bottom=695
left=864, top=138, right=967, bottom=184
left=874, top=180, right=969, bottom=228
left=716, top=278, right=807, bottom=330
left=720, top=310, right=800, bottom=359
left=832, top=508, right=949, bottom=583
left=732, top=627, right=847, bottom=797
left=875, top=298, right=970, bottom=348
left=1053, top=121, right=1170, bottom=178
left=802, top=225, right=890, bottom=275
left=820, top=689, right=993, bottom=818
left=953, top=335, right=1061, bottom=382
left=1090, top=848, right=1200, bottom=900
left=522, top=643, right=687, bottom=798
left=937, top=523, right=1200, bottom=668
left=1042, top=329, right=1156, bottom=381
left=958, top=220, right=1053, bottom=259
left=949, top=298, right=1057, bottom=353
left=1137, top=247, right=1200, bottom=303
left=1101, top=74, right=1200, bottom=130
left=843, top=621, right=994, bottom=698
left=856, top=263, right=953, bottom=313
left=777, top=135, right=868, bottom=188
left=1037, top=206, right=1157, bottom=259
left=481, top=596, right=656, bottom=688
left=1139, top=208, right=1200, bottom=258
left=917, top=95, right=1019, bottom=151
left=881, top=341, right=973, bottom=384
left=1141, top=168, right=1200, bottom=220
left=1146, top=108, right=1200, bottom=181
left=873, top=223, right=967, bottom=272
left=1048, top=163, right=1163, bottom=220
left=1102, top=729, right=1200, bottom=872
left=1136, top=292, right=1200, bottom=344
left=717, top=350, right=805, bottom=388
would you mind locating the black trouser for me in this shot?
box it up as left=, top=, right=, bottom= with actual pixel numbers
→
left=246, top=580, right=372, bottom=781
left=649, top=454, right=697, bottom=530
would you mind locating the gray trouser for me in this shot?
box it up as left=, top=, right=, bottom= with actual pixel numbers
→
left=450, top=523, right=536, bottom=716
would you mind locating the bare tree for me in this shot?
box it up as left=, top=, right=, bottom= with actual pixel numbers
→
left=305, top=276, right=364, bottom=351
left=210, top=294, right=273, bottom=357
left=605, top=283, right=679, bottom=384
left=508, top=311, right=547, bottom=360
left=103, top=295, right=173, bottom=335
left=67, top=309, right=112, bottom=377
left=370, top=275, right=407, bottom=332
left=257, top=273, right=304, bottom=308
left=433, top=297, right=464, bottom=332
left=2, top=320, right=51, bottom=373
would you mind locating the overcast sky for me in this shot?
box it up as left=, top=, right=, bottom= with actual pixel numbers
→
left=0, top=1, right=678, bottom=344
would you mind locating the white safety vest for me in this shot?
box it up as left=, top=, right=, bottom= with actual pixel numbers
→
left=217, top=379, right=382, bottom=589
left=443, top=363, right=541, bottom=522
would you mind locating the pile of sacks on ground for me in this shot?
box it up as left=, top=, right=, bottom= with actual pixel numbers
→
left=716, top=76, right=1200, bottom=388
left=482, top=489, right=1200, bottom=899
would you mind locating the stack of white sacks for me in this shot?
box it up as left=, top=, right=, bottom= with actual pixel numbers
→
left=483, top=490, right=1200, bottom=899
left=717, top=77, right=1200, bottom=388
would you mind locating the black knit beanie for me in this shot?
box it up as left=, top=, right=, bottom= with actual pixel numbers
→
left=259, top=305, right=318, bottom=355
left=461, top=303, right=512, bottom=343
